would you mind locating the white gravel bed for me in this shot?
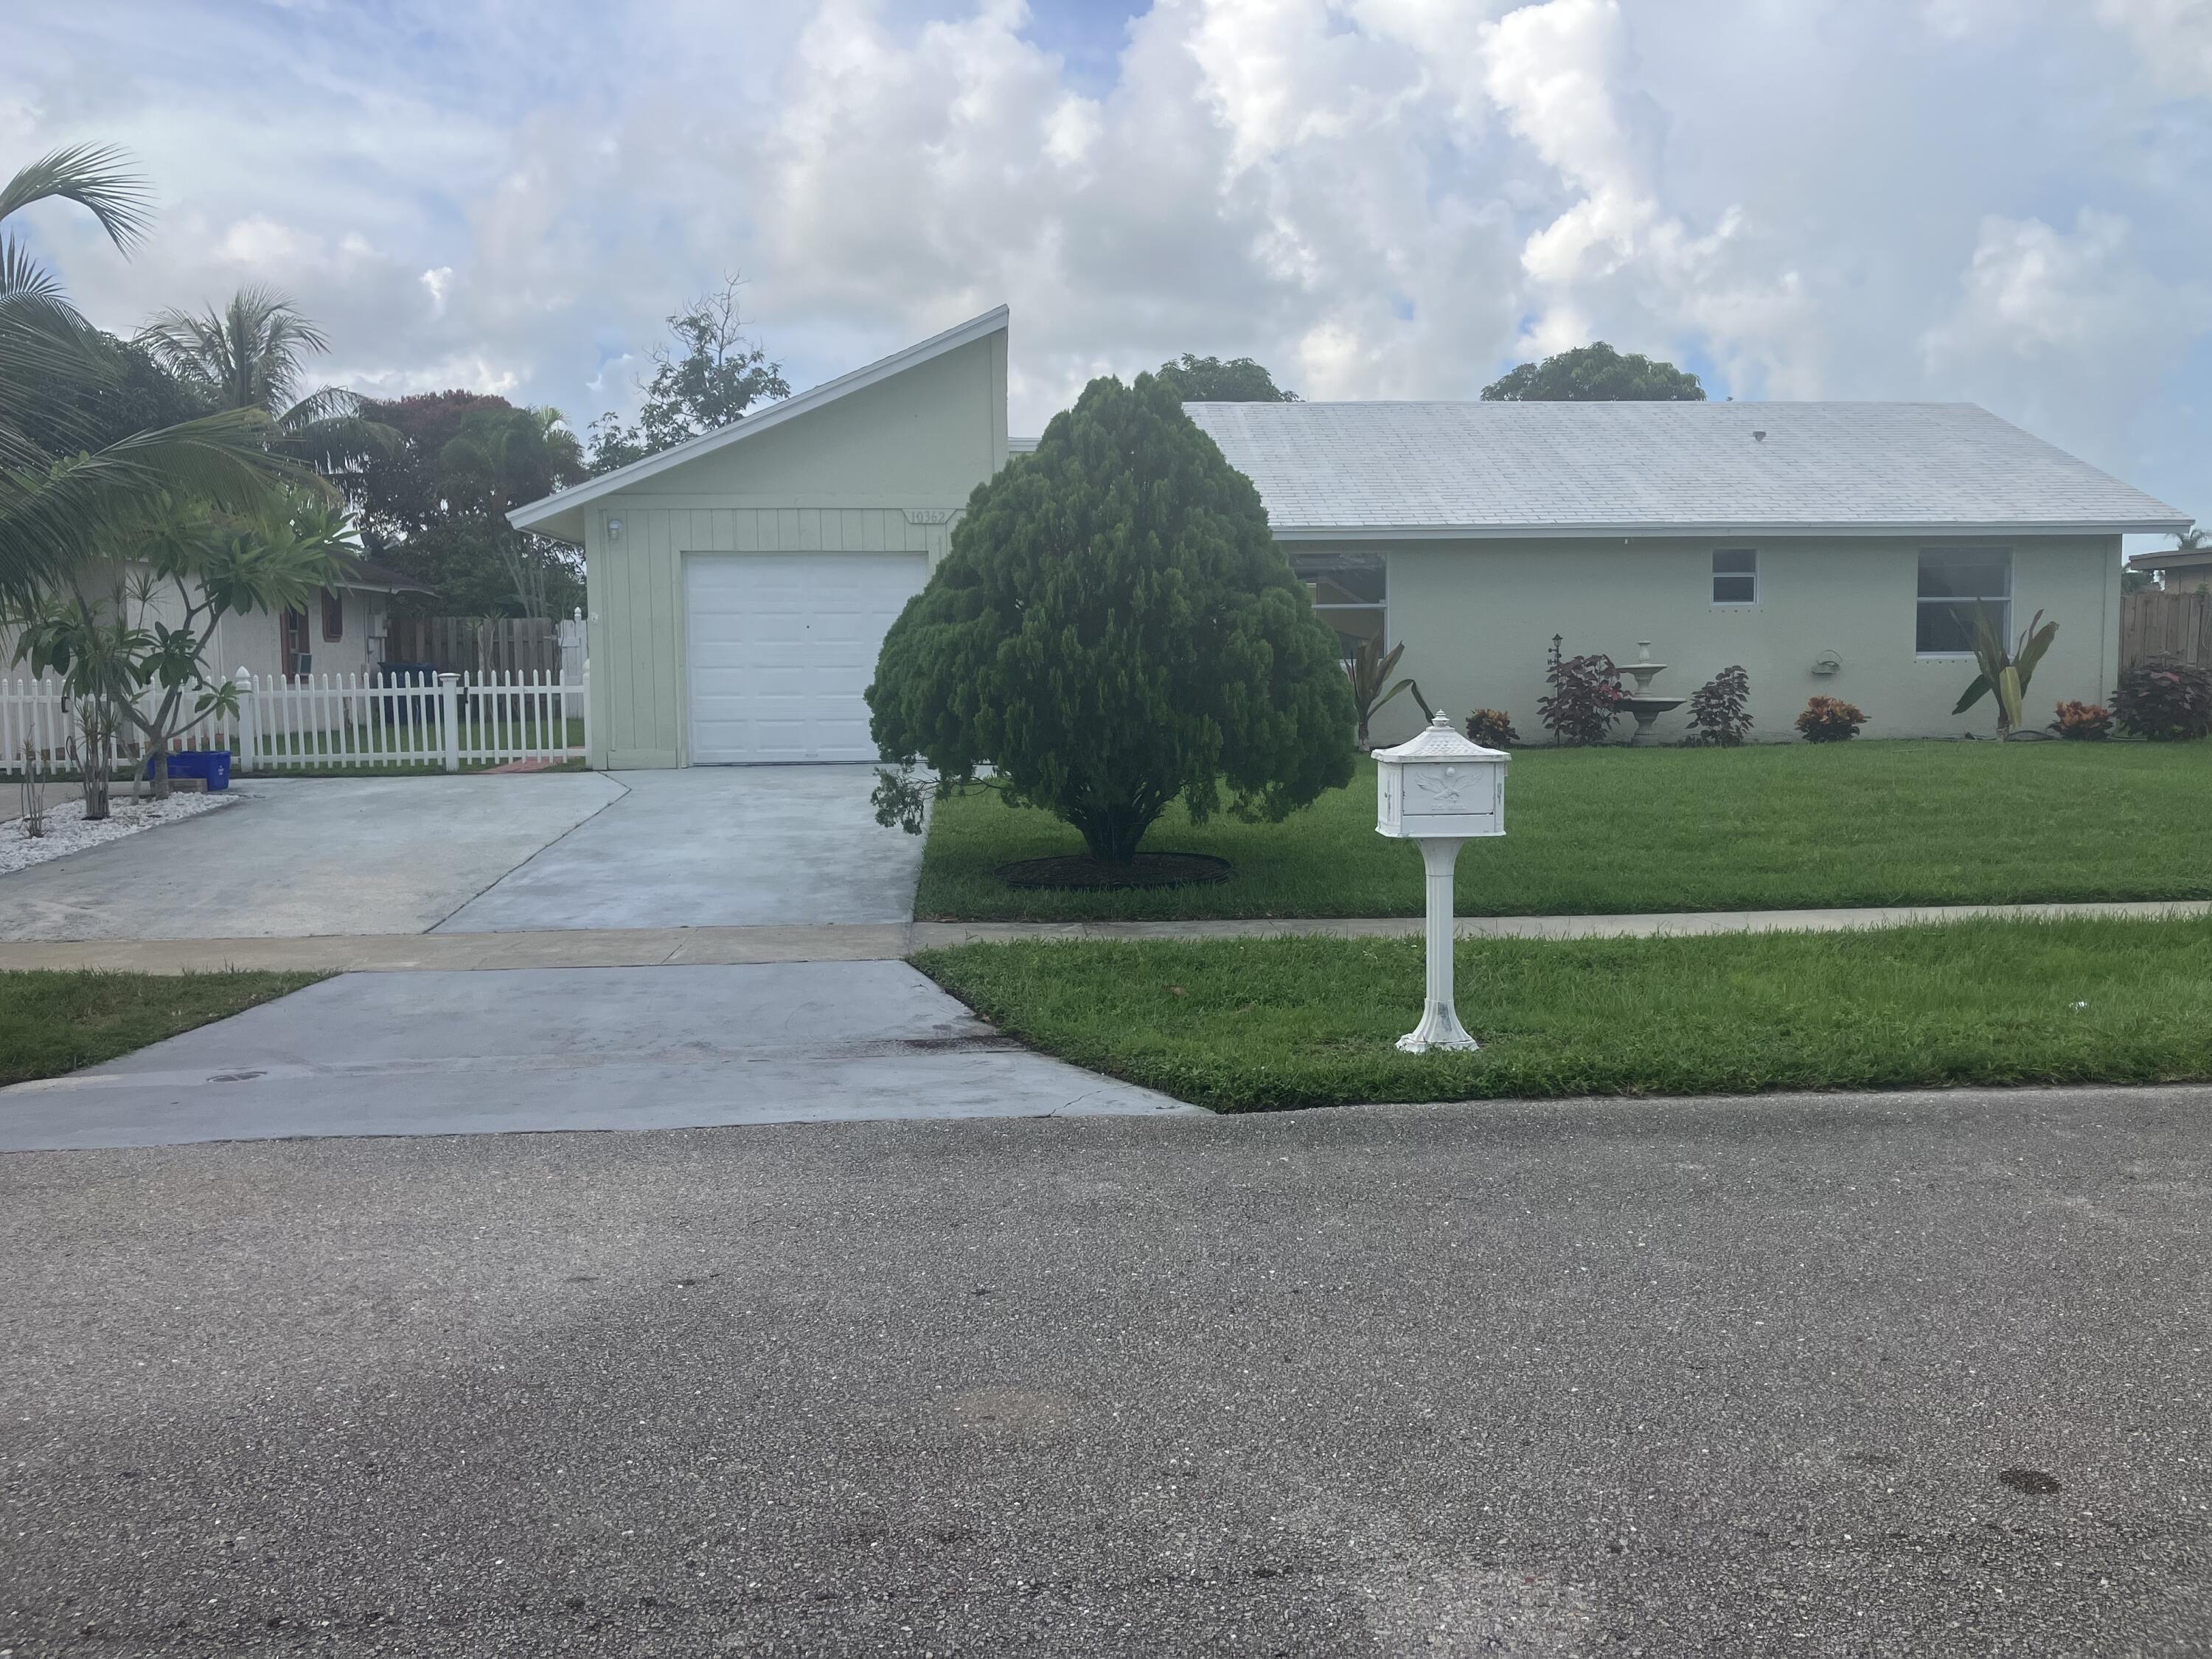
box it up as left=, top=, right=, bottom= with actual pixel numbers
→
left=0, top=790, right=238, bottom=876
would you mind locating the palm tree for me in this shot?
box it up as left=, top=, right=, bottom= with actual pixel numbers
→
left=140, top=287, right=391, bottom=472
left=0, top=145, right=299, bottom=605
left=2177, top=524, right=2208, bottom=551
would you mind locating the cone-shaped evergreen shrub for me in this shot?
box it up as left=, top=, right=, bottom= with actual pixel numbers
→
left=867, top=372, right=1356, bottom=865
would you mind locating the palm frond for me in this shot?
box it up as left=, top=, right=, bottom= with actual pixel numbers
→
left=0, top=410, right=307, bottom=603
left=0, top=145, right=151, bottom=249
left=139, top=286, right=329, bottom=415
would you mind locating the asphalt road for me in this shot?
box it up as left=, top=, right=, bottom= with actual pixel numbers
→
left=4, top=1086, right=2209, bottom=1657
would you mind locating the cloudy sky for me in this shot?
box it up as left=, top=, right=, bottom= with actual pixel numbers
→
left=4, top=0, right=2208, bottom=528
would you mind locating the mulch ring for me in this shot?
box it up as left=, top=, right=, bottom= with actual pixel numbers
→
left=995, top=852, right=1234, bottom=891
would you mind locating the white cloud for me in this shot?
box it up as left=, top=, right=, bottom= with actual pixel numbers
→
left=2098, top=0, right=2212, bottom=94
left=1, top=0, right=2206, bottom=520
left=1920, top=209, right=2211, bottom=462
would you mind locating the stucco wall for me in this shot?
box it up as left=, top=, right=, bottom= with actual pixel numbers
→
left=581, top=327, right=1008, bottom=768
left=1363, top=533, right=2121, bottom=747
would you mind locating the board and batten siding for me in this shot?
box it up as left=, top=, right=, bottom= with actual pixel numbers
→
left=1367, top=532, right=2122, bottom=748
left=578, top=324, right=1006, bottom=768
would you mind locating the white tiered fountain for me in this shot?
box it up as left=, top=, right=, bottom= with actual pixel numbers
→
left=1618, top=641, right=1686, bottom=745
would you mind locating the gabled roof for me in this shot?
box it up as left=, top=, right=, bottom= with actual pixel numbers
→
left=508, top=305, right=1010, bottom=539
left=328, top=551, right=432, bottom=596
left=1182, top=400, right=2190, bottom=540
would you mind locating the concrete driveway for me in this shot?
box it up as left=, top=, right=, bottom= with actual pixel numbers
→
left=3, top=1084, right=2207, bottom=1655
left=439, top=765, right=925, bottom=931
left=0, top=773, right=626, bottom=941
left=0, top=766, right=925, bottom=940
left=0, top=961, right=1185, bottom=1150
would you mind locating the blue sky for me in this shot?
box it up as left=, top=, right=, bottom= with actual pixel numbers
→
left=3, top=0, right=2207, bottom=535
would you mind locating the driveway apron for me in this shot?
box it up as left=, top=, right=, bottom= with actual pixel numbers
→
left=0, top=961, right=1188, bottom=1150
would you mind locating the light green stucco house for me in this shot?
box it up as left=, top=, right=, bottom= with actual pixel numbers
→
left=514, top=307, right=2188, bottom=766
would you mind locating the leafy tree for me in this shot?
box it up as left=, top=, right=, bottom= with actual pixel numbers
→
left=349, top=390, right=585, bottom=618
left=1, top=145, right=302, bottom=605
left=139, top=287, right=393, bottom=471
left=1151, top=353, right=1299, bottom=403
left=1481, top=341, right=1705, bottom=403
left=588, top=276, right=790, bottom=473
left=12, top=494, right=345, bottom=803
left=868, top=372, right=1355, bottom=866
left=434, top=406, right=586, bottom=618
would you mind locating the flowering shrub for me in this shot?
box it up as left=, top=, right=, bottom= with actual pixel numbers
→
left=2050, top=700, right=2113, bottom=741
left=1464, top=708, right=1520, bottom=748
left=1795, top=695, right=1867, bottom=742
left=1683, top=664, right=1752, bottom=746
left=1537, top=653, right=1624, bottom=745
left=2112, top=660, right=2212, bottom=741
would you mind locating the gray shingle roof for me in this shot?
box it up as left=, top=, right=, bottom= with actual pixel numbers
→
left=1181, top=400, right=2188, bottom=539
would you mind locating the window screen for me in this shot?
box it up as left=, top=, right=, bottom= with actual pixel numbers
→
left=1917, top=548, right=2010, bottom=654
left=1289, top=553, right=1385, bottom=658
left=1712, top=548, right=1757, bottom=605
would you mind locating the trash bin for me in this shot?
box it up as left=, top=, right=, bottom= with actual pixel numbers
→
left=146, top=750, right=232, bottom=791
left=377, top=660, right=439, bottom=724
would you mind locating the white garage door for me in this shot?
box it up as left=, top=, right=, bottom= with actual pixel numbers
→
left=684, top=553, right=927, bottom=764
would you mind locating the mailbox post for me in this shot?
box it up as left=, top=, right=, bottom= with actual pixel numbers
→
left=1374, top=713, right=1510, bottom=1052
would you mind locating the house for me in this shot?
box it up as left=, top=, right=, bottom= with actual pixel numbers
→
left=510, top=307, right=2189, bottom=765
left=2126, top=545, right=2211, bottom=592
left=509, top=308, right=1009, bottom=768
left=2, top=552, right=431, bottom=690
left=1189, top=400, right=2188, bottom=743
left=213, top=552, right=434, bottom=683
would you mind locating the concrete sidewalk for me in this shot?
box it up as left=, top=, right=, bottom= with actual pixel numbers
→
left=1, top=897, right=2202, bottom=974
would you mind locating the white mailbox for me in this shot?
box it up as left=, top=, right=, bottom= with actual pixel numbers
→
left=1374, top=715, right=1509, bottom=840
left=1374, top=714, right=1510, bottom=1054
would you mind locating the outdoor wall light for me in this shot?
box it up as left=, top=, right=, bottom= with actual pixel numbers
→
left=606, top=516, right=624, bottom=543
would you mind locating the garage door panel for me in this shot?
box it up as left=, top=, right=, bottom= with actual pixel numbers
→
left=685, top=553, right=926, bottom=765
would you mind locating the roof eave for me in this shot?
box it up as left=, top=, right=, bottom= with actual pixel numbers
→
left=507, top=304, right=1011, bottom=534
left=1267, top=519, right=2191, bottom=542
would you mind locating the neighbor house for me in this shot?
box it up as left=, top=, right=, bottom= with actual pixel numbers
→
left=1, top=552, right=429, bottom=689
left=509, top=307, right=2189, bottom=766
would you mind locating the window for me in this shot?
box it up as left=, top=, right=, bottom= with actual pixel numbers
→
left=1289, top=552, right=1385, bottom=659
left=1916, top=547, right=2010, bottom=655
left=321, top=588, right=344, bottom=642
left=1712, top=547, right=1757, bottom=606
left=281, top=607, right=310, bottom=677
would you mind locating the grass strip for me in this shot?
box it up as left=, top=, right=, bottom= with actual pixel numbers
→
left=914, top=743, right=2212, bottom=921
left=914, top=915, right=2212, bottom=1110
left=0, top=970, right=324, bottom=1088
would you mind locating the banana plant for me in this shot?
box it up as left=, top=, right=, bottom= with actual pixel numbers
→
left=1345, top=636, right=1433, bottom=748
left=1952, top=605, right=2057, bottom=739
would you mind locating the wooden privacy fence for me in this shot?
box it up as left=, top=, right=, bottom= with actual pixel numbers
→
left=2121, top=589, right=2211, bottom=671
left=383, top=616, right=563, bottom=677
left=0, top=670, right=588, bottom=775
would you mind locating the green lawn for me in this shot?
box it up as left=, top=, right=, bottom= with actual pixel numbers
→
left=914, top=742, right=2212, bottom=920
left=0, top=970, right=324, bottom=1087
left=916, top=915, right=2212, bottom=1111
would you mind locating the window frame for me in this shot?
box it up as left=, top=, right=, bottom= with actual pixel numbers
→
left=1711, top=546, right=1759, bottom=608
left=1290, top=552, right=1387, bottom=662
left=320, top=588, right=344, bottom=643
left=1915, top=546, right=2011, bottom=660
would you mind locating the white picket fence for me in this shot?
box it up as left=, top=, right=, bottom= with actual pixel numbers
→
left=0, top=669, right=588, bottom=776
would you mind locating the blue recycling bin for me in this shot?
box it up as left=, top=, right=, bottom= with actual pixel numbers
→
left=377, top=661, right=440, bottom=724
left=146, top=749, right=232, bottom=791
